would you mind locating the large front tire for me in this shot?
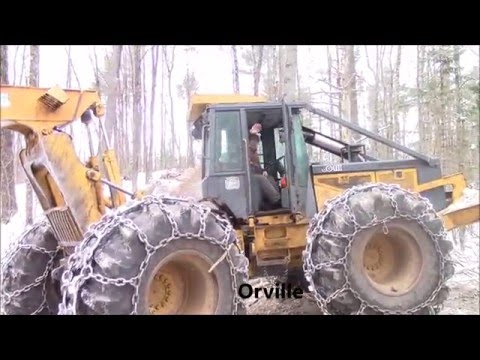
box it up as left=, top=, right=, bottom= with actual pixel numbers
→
left=59, top=196, right=249, bottom=315
left=303, top=183, right=454, bottom=315
left=1, top=220, right=63, bottom=315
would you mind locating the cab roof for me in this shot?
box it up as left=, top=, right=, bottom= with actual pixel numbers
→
left=187, top=94, right=268, bottom=122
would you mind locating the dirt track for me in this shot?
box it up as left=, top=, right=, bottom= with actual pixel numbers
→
left=441, top=282, right=479, bottom=315
left=244, top=279, right=479, bottom=315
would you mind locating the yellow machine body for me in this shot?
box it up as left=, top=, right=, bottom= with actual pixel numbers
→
left=185, top=93, right=480, bottom=278
left=1, top=84, right=128, bottom=250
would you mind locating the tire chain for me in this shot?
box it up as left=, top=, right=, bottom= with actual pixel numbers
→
left=58, top=194, right=249, bottom=315
left=1, top=220, right=62, bottom=315
left=302, top=183, right=451, bottom=315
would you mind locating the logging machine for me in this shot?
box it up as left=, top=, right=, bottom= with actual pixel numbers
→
left=1, top=85, right=478, bottom=315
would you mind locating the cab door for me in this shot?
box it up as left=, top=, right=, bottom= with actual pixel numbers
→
left=203, top=108, right=250, bottom=218
left=282, top=102, right=310, bottom=215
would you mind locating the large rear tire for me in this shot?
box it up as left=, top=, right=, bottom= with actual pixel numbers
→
left=59, top=195, right=249, bottom=315
left=303, top=183, right=455, bottom=315
left=1, top=220, right=63, bottom=315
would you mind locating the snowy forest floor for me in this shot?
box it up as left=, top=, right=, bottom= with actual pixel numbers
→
left=1, top=166, right=478, bottom=315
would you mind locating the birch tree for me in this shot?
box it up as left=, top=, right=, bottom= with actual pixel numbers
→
left=340, top=45, right=360, bottom=142
left=231, top=46, right=240, bottom=94
left=283, top=46, right=298, bottom=101
left=105, top=46, right=123, bottom=148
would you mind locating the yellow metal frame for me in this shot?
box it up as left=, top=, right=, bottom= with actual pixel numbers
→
left=1, top=84, right=127, bottom=235
left=312, top=168, right=479, bottom=232
left=187, top=93, right=267, bottom=122
left=240, top=168, right=478, bottom=275
left=1, top=85, right=104, bottom=135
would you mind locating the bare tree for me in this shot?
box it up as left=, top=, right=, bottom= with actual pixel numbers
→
left=141, top=50, right=148, bottom=173
left=342, top=46, right=360, bottom=142
left=416, top=45, right=426, bottom=153
left=231, top=46, right=240, bottom=94
left=283, top=46, right=298, bottom=101
left=163, top=46, right=178, bottom=164
left=159, top=46, right=166, bottom=168
left=25, top=45, right=40, bottom=225
left=132, top=46, right=142, bottom=191
left=178, top=70, right=199, bottom=167
left=66, top=46, right=72, bottom=88
left=252, top=46, right=265, bottom=96
left=105, top=46, right=123, bottom=147
left=392, top=45, right=404, bottom=143
left=326, top=46, right=339, bottom=151
left=0, top=45, right=18, bottom=223
left=146, top=45, right=159, bottom=180
left=277, top=46, right=285, bottom=99
left=262, top=46, right=278, bottom=100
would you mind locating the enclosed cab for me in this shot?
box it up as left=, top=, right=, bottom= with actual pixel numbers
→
left=190, top=94, right=313, bottom=222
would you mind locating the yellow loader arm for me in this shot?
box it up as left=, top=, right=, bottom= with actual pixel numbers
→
left=0, top=84, right=130, bottom=251
left=439, top=188, right=480, bottom=231
left=410, top=171, right=480, bottom=231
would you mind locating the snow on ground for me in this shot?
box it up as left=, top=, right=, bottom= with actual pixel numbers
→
left=0, top=183, right=43, bottom=257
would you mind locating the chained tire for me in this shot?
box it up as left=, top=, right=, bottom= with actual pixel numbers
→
left=1, top=219, right=63, bottom=315
left=59, top=195, right=250, bottom=315
left=303, top=183, right=455, bottom=315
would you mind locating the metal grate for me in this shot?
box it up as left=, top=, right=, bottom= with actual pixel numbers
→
left=45, top=206, right=84, bottom=250
left=39, top=93, right=63, bottom=111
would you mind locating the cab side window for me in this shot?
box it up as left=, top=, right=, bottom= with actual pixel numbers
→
left=213, top=110, right=244, bottom=173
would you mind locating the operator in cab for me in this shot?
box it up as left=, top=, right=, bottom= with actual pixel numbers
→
left=248, top=123, right=281, bottom=210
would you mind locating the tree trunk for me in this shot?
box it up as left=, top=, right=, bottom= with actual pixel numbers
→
left=393, top=46, right=402, bottom=151
left=160, top=46, right=166, bottom=168
left=0, top=45, right=18, bottom=223
left=132, top=46, right=142, bottom=191
left=66, top=46, right=72, bottom=88
left=379, top=46, right=391, bottom=158
left=26, top=45, right=40, bottom=225
left=263, top=46, right=277, bottom=101
left=343, top=46, right=360, bottom=142
left=231, top=46, right=240, bottom=94
left=181, top=70, right=199, bottom=168
left=253, top=46, right=264, bottom=96
left=417, top=46, right=426, bottom=153
left=105, top=46, right=123, bottom=147
left=277, top=46, right=285, bottom=100
left=163, top=46, right=178, bottom=165
left=326, top=46, right=336, bottom=161
left=283, top=46, right=297, bottom=102
left=141, top=52, right=147, bottom=174
left=364, top=46, right=379, bottom=156
left=453, top=46, right=465, bottom=174
left=124, top=47, right=133, bottom=177
left=65, top=46, right=74, bottom=136
left=147, top=46, right=159, bottom=179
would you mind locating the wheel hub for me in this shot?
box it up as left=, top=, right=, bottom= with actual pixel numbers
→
left=364, top=243, right=383, bottom=272
left=362, top=228, right=423, bottom=296
left=149, top=273, right=174, bottom=314
left=146, top=251, right=220, bottom=314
